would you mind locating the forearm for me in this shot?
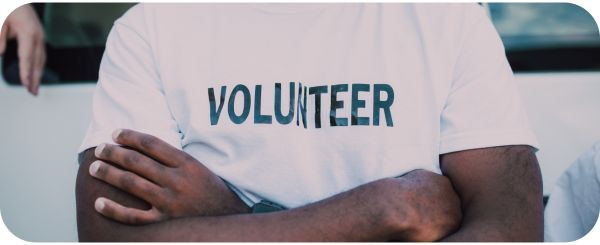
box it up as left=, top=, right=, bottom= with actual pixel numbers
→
left=102, top=181, right=395, bottom=242
left=77, top=148, right=397, bottom=242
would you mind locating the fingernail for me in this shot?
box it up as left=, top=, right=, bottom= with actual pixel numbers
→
left=95, top=198, right=105, bottom=212
left=95, top=143, right=106, bottom=157
left=112, top=129, right=122, bottom=142
left=89, top=161, right=101, bottom=176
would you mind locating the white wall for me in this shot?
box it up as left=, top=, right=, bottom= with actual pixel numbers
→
left=0, top=77, right=95, bottom=242
left=516, top=72, right=600, bottom=197
left=1, top=68, right=599, bottom=241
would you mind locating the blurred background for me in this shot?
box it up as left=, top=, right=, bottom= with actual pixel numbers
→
left=0, top=2, right=599, bottom=242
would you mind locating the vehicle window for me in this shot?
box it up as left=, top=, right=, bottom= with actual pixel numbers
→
left=1, top=3, right=135, bottom=85
left=487, top=3, right=600, bottom=72
left=44, top=3, right=135, bottom=48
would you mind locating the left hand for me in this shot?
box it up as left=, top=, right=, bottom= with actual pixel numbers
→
left=90, top=129, right=249, bottom=225
left=0, top=4, right=45, bottom=95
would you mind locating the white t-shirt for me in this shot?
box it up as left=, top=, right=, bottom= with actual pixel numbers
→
left=79, top=3, right=538, bottom=208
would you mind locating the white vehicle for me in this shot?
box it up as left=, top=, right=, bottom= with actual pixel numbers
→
left=0, top=3, right=599, bottom=242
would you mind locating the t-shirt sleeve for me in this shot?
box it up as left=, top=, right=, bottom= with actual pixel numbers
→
left=439, top=5, right=539, bottom=154
left=78, top=5, right=182, bottom=153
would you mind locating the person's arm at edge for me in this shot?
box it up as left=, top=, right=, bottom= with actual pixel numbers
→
left=439, top=145, right=544, bottom=242
left=77, top=148, right=405, bottom=242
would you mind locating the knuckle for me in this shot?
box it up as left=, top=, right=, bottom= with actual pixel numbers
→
left=144, top=186, right=161, bottom=201
left=119, top=173, right=137, bottom=191
left=139, top=182, right=157, bottom=196
left=123, top=152, right=140, bottom=165
left=126, top=213, right=139, bottom=224
left=183, top=152, right=197, bottom=163
left=155, top=190, right=173, bottom=210
left=148, top=161, right=168, bottom=179
left=155, top=212, right=167, bottom=222
left=172, top=181, right=188, bottom=193
left=154, top=161, right=167, bottom=173
left=164, top=188, right=177, bottom=201
left=20, top=29, right=36, bottom=38
left=139, top=136, right=157, bottom=150
left=137, top=180, right=150, bottom=191
left=180, top=161, right=195, bottom=173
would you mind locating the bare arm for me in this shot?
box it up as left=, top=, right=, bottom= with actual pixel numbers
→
left=77, top=148, right=397, bottom=242
left=439, top=145, right=544, bottom=242
left=76, top=129, right=460, bottom=242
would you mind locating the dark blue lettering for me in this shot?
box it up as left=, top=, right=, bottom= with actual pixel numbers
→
left=228, top=84, right=251, bottom=124
left=330, top=84, right=348, bottom=126
left=296, top=83, right=307, bottom=128
left=254, top=85, right=272, bottom=124
left=351, top=83, right=370, bottom=126
left=309, top=86, right=328, bottom=128
left=373, top=84, right=394, bottom=127
left=208, top=86, right=227, bottom=125
left=274, top=82, right=295, bottom=124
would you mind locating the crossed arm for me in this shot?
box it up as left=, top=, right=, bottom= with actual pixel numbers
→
left=75, top=129, right=543, bottom=242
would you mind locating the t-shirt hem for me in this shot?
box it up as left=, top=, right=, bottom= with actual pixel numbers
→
left=78, top=131, right=115, bottom=154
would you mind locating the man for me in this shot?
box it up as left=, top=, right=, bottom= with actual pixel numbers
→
left=76, top=3, right=543, bottom=241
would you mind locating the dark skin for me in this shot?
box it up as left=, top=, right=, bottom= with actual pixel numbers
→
left=76, top=129, right=460, bottom=241
left=439, top=145, right=543, bottom=241
left=76, top=129, right=543, bottom=242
